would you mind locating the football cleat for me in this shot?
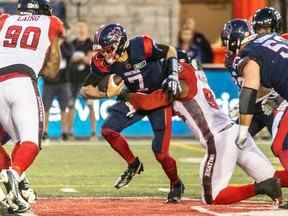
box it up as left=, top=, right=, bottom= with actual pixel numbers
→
left=167, top=180, right=185, bottom=203
left=255, top=177, right=282, bottom=205
left=0, top=169, right=30, bottom=213
left=114, top=157, right=144, bottom=189
left=19, top=176, right=37, bottom=204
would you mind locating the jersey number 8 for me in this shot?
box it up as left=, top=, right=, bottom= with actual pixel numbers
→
left=3, top=25, right=41, bottom=51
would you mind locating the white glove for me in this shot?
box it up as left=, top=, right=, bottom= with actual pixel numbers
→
left=229, top=102, right=239, bottom=121
left=236, top=125, right=249, bottom=149
left=167, top=74, right=182, bottom=97
left=261, top=95, right=279, bottom=116
left=125, top=102, right=136, bottom=118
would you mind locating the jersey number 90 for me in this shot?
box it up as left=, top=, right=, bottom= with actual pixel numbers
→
left=3, top=25, right=41, bottom=51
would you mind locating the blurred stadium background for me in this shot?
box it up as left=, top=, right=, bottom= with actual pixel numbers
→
left=0, top=0, right=288, bottom=215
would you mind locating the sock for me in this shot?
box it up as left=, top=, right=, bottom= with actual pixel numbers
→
left=102, top=127, right=136, bottom=165
left=11, top=141, right=39, bottom=175
left=275, top=170, right=288, bottom=187
left=156, top=153, right=179, bottom=185
left=11, top=142, right=21, bottom=161
left=0, top=146, right=11, bottom=170
left=278, top=150, right=288, bottom=172
left=213, top=184, right=256, bottom=204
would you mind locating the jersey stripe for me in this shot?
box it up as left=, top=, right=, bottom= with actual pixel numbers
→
left=182, top=99, right=216, bottom=204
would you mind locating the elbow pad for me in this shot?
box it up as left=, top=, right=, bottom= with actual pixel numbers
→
left=239, top=87, right=257, bottom=114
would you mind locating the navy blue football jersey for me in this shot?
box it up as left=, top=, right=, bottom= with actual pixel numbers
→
left=239, top=33, right=288, bottom=99
left=90, top=35, right=168, bottom=93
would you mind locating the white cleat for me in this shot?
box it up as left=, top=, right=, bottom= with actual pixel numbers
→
left=0, top=169, right=30, bottom=214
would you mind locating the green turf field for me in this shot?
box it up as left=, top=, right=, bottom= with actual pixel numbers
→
left=20, top=139, right=286, bottom=200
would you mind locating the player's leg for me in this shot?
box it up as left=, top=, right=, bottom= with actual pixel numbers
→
left=0, top=126, right=11, bottom=170
left=66, top=84, right=79, bottom=137
left=9, top=78, right=43, bottom=176
left=101, top=101, right=144, bottom=188
left=148, top=106, right=183, bottom=202
left=87, top=100, right=96, bottom=138
left=0, top=123, right=37, bottom=204
left=271, top=108, right=288, bottom=171
left=237, top=135, right=282, bottom=204
left=0, top=78, right=38, bottom=212
left=41, top=82, right=55, bottom=140
left=173, top=101, right=273, bottom=204
left=57, top=83, right=72, bottom=140
left=199, top=124, right=241, bottom=204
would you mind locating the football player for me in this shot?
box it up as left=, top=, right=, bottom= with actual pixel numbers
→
left=222, top=17, right=288, bottom=174
left=120, top=61, right=286, bottom=205
left=81, top=24, right=184, bottom=202
left=0, top=0, right=64, bottom=213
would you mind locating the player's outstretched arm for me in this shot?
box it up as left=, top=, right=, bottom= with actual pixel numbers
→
left=80, top=85, right=107, bottom=99
left=42, top=37, right=61, bottom=79
left=127, top=80, right=189, bottom=111
left=237, top=59, right=261, bottom=149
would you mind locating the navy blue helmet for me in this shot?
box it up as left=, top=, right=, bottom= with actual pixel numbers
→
left=94, top=24, right=128, bottom=62
left=221, top=19, right=254, bottom=53
left=252, top=7, right=282, bottom=34
left=17, top=0, right=52, bottom=16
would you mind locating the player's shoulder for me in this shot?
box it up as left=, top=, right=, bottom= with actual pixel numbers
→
left=91, top=53, right=110, bottom=75
left=130, top=35, right=154, bottom=58
left=0, top=13, right=9, bottom=31
left=130, top=35, right=153, bottom=44
left=0, top=13, right=9, bottom=19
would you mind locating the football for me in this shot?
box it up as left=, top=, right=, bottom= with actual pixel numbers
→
left=97, top=74, right=123, bottom=92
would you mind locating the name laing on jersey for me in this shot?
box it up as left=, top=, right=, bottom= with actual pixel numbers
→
left=17, top=15, right=40, bottom=22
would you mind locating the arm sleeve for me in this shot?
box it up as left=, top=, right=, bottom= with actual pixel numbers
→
left=0, top=14, right=9, bottom=31
left=143, top=35, right=169, bottom=60
left=49, top=16, right=65, bottom=42
left=128, top=90, right=170, bottom=110
left=83, top=55, right=109, bottom=86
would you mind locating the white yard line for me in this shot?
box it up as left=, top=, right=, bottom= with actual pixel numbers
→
left=191, top=206, right=225, bottom=216
left=224, top=210, right=288, bottom=216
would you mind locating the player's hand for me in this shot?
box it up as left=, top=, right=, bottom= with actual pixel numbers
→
left=125, top=102, right=136, bottom=118
left=235, top=125, right=249, bottom=149
left=162, top=74, right=182, bottom=101
left=260, top=90, right=281, bottom=116
left=107, top=75, right=125, bottom=97
left=80, top=85, right=106, bottom=99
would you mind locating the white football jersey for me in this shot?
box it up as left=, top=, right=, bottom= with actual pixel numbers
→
left=0, top=14, right=64, bottom=78
left=174, top=65, right=233, bottom=144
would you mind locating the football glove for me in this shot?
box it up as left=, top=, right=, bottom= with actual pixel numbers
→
left=236, top=125, right=249, bottom=149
